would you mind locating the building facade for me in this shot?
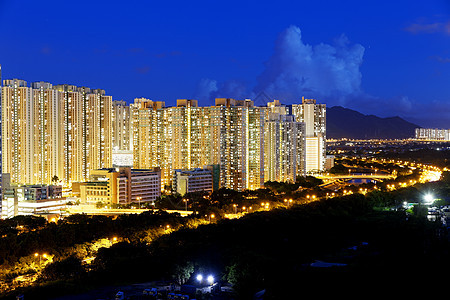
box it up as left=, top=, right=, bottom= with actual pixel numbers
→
left=131, top=97, right=322, bottom=191
left=2, top=81, right=113, bottom=188
left=415, top=128, right=450, bottom=141
left=1, top=74, right=326, bottom=197
left=291, top=97, right=326, bottom=173
left=79, top=167, right=161, bottom=205
left=1, top=175, right=68, bottom=219
left=173, top=168, right=214, bottom=195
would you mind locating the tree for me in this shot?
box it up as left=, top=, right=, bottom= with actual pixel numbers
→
left=172, top=261, right=194, bottom=285
left=40, top=256, right=85, bottom=281
left=412, top=204, right=428, bottom=218
left=441, top=171, right=450, bottom=184
left=51, top=175, right=59, bottom=185
left=10, top=215, right=47, bottom=231
left=296, top=176, right=323, bottom=188
left=329, top=163, right=349, bottom=174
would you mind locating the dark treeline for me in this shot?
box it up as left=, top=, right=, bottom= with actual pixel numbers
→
left=376, top=147, right=450, bottom=168
left=5, top=185, right=450, bottom=299
left=0, top=211, right=187, bottom=267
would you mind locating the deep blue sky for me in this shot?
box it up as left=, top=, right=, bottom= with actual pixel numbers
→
left=1, top=0, right=449, bottom=127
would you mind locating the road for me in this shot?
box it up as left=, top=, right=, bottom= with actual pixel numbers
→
left=317, top=173, right=394, bottom=181
left=67, top=206, right=194, bottom=217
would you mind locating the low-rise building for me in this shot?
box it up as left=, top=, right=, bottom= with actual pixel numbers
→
left=1, top=179, right=68, bottom=219
left=79, top=167, right=161, bottom=205
left=173, top=168, right=214, bottom=196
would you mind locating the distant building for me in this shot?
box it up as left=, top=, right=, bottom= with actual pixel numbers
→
left=112, top=149, right=133, bottom=167
left=291, top=97, right=326, bottom=173
left=173, top=168, right=214, bottom=196
left=325, top=155, right=335, bottom=170
left=112, top=100, right=132, bottom=151
left=79, top=167, right=161, bottom=205
left=415, top=128, right=450, bottom=141
left=264, top=109, right=305, bottom=183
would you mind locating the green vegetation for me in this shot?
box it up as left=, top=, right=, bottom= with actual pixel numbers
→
left=1, top=151, right=449, bottom=299
left=1, top=176, right=449, bottom=299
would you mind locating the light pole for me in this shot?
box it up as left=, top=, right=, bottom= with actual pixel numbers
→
left=233, top=204, right=237, bottom=214
left=137, top=197, right=141, bottom=209
left=183, top=199, right=189, bottom=211
left=34, top=253, right=40, bottom=264
left=34, top=253, right=47, bottom=265
left=209, top=214, right=215, bottom=223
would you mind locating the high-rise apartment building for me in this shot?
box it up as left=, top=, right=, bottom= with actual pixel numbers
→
left=2, top=81, right=113, bottom=188
left=291, top=97, right=326, bottom=173
left=53, top=85, right=113, bottom=185
left=130, top=97, right=314, bottom=191
left=131, top=98, right=172, bottom=188
left=214, top=99, right=265, bottom=190
left=264, top=113, right=305, bottom=183
left=1, top=73, right=326, bottom=195
left=0, top=65, right=2, bottom=204
left=112, top=100, right=132, bottom=151
left=2, top=79, right=35, bottom=184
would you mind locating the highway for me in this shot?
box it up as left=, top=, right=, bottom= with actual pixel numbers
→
left=317, top=173, right=394, bottom=181
left=67, top=205, right=194, bottom=217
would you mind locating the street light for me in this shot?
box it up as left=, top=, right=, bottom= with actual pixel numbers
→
left=137, top=197, right=141, bottom=209
left=183, top=199, right=189, bottom=211
left=424, top=194, right=434, bottom=205
left=34, top=253, right=47, bottom=264
left=207, top=275, right=214, bottom=284
left=196, top=274, right=203, bottom=282
left=209, top=214, right=215, bottom=222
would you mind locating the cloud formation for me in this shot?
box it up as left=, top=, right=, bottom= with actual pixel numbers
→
left=193, top=25, right=449, bottom=127
left=404, top=21, right=450, bottom=35
left=196, top=26, right=366, bottom=107
left=254, top=26, right=365, bottom=106
left=194, top=78, right=251, bottom=102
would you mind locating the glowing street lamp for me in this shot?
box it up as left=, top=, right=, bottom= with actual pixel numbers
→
left=137, top=197, right=142, bottom=209
left=424, top=194, right=434, bottom=205
left=207, top=275, right=214, bottom=284
left=34, top=253, right=47, bottom=264
left=196, top=274, right=203, bottom=282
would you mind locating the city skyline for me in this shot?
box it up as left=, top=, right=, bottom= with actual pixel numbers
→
left=0, top=0, right=449, bottom=128
left=1, top=74, right=326, bottom=192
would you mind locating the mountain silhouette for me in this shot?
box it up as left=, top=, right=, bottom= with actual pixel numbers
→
left=327, top=106, right=420, bottom=139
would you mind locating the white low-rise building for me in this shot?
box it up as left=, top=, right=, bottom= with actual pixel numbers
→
left=173, top=168, right=213, bottom=195
left=1, top=182, right=69, bottom=219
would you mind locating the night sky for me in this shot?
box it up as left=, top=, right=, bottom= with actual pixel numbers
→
left=1, top=0, right=449, bottom=127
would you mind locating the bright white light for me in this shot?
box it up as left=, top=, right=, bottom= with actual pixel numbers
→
left=196, top=274, right=203, bottom=282
left=424, top=194, right=434, bottom=204
left=207, top=275, right=214, bottom=284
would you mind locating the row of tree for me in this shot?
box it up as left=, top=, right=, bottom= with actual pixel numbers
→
left=9, top=186, right=449, bottom=299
